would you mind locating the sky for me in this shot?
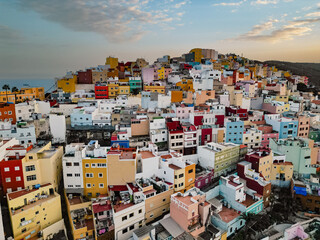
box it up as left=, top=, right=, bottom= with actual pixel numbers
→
left=0, top=0, right=320, bottom=79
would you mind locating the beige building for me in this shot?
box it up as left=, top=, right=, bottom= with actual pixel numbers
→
left=137, top=177, right=174, bottom=223
left=92, top=68, right=109, bottom=84
left=8, top=184, right=62, bottom=240
left=131, top=118, right=149, bottom=137
left=22, top=142, right=63, bottom=192
left=107, top=149, right=136, bottom=186
left=298, top=115, right=310, bottom=138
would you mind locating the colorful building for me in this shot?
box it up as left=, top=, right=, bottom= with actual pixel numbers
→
left=57, top=73, right=77, bottom=93
left=8, top=184, right=62, bottom=240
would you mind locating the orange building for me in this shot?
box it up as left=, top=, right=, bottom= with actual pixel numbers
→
left=0, top=103, right=16, bottom=124
left=184, top=163, right=196, bottom=191
left=171, top=91, right=183, bottom=103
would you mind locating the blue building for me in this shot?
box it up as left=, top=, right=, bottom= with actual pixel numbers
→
left=265, top=114, right=298, bottom=139
left=225, top=117, right=244, bottom=144
left=141, top=91, right=158, bottom=110
left=206, top=174, right=263, bottom=237
left=70, top=107, right=93, bottom=127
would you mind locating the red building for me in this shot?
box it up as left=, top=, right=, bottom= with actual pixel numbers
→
left=195, top=168, right=214, bottom=189
left=226, top=106, right=248, bottom=121
left=237, top=161, right=272, bottom=207
left=0, top=103, right=16, bottom=124
left=0, top=145, right=32, bottom=193
left=200, top=128, right=212, bottom=145
left=95, top=84, right=108, bottom=99
left=78, top=69, right=92, bottom=84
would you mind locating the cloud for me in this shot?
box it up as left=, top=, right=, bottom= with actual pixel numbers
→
left=174, top=1, right=188, bottom=8
left=16, top=0, right=188, bottom=42
left=232, top=17, right=320, bottom=42
left=251, top=0, right=278, bottom=5
left=0, top=24, right=23, bottom=43
left=213, top=1, right=246, bottom=6
left=305, top=11, right=320, bottom=17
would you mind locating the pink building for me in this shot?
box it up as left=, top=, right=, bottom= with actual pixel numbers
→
left=170, top=188, right=210, bottom=237
left=257, top=124, right=279, bottom=148
left=174, top=103, right=194, bottom=122
left=141, top=67, right=155, bottom=84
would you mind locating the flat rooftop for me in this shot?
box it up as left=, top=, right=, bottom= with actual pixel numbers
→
left=140, top=151, right=155, bottom=159
left=218, top=206, right=240, bottom=223
left=8, top=183, right=52, bottom=200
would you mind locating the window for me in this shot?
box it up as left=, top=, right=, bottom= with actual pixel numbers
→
left=66, top=162, right=72, bottom=166
left=27, top=175, right=36, bottom=181
left=25, top=165, right=35, bottom=172
left=75, top=173, right=80, bottom=177
left=179, top=174, right=184, bottom=178
left=99, top=183, right=104, bottom=188
left=163, top=198, right=166, bottom=202
left=99, top=173, right=103, bottom=178
left=85, top=163, right=89, bottom=168
left=87, top=183, right=91, bottom=188
left=5, top=178, right=11, bottom=182
left=138, top=209, right=142, bottom=214
left=4, top=167, right=10, bottom=172
left=67, top=173, right=72, bottom=177
left=74, top=162, right=79, bottom=166
left=122, top=228, right=128, bottom=234
left=122, top=216, right=127, bottom=221
left=35, top=211, right=39, bottom=215
left=188, top=169, right=193, bottom=174
left=16, top=176, right=21, bottom=181
left=129, top=213, right=134, bottom=218
left=129, top=225, right=135, bottom=230
left=86, top=173, right=93, bottom=178
left=91, top=163, right=96, bottom=168
left=15, top=166, right=20, bottom=171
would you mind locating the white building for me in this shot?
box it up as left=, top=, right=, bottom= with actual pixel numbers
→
left=136, top=150, right=160, bottom=179
left=92, top=109, right=111, bottom=126
left=50, top=104, right=77, bottom=117
left=149, top=117, right=167, bottom=144
left=113, top=190, right=145, bottom=240
left=49, top=114, right=66, bottom=143
left=190, top=69, right=221, bottom=91
left=0, top=123, right=36, bottom=146
left=63, top=143, right=85, bottom=194
left=243, top=128, right=262, bottom=149
left=33, top=100, right=51, bottom=116
left=15, top=102, right=34, bottom=122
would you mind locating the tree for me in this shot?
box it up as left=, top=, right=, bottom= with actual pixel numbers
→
left=239, top=212, right=257, bottom=238
left=11, top=87, right=19, bottom=102
left=2, top=84, right=10, bottom=103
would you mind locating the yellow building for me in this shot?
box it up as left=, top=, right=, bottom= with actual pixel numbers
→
left=21, top=87, right=45, bottom=100
left=170, top=164, right=186, bottom=192
left=275, top=95, right=289, bottom=102
left=82, top=157, right=108, bottom=198
left=143, top=84, right=166, bottom=94
left=22, top=142, right=63, bottom=192
left=0, top=87, right=45, bottom=103
left=106, top=56, right=119, bottom=69
left=57, top=74, right=77, bottom=93
left=176, top=79, right=194, bottom=92
left=270, top=162, right=294, bottom=183
left=189, top=48, right=203, bottom=63
left=8, top=184, right=62, bottom=240
left=108, top=83, right=119, bottom=98
left=119, top=85, right=130, bottom=95
left=65, top=193, right=94, bottom=240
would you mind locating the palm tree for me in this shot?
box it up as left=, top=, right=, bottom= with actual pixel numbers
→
left=2, top=84, right=10, bottom=103
left=11, top=87, right=19, bottom=103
